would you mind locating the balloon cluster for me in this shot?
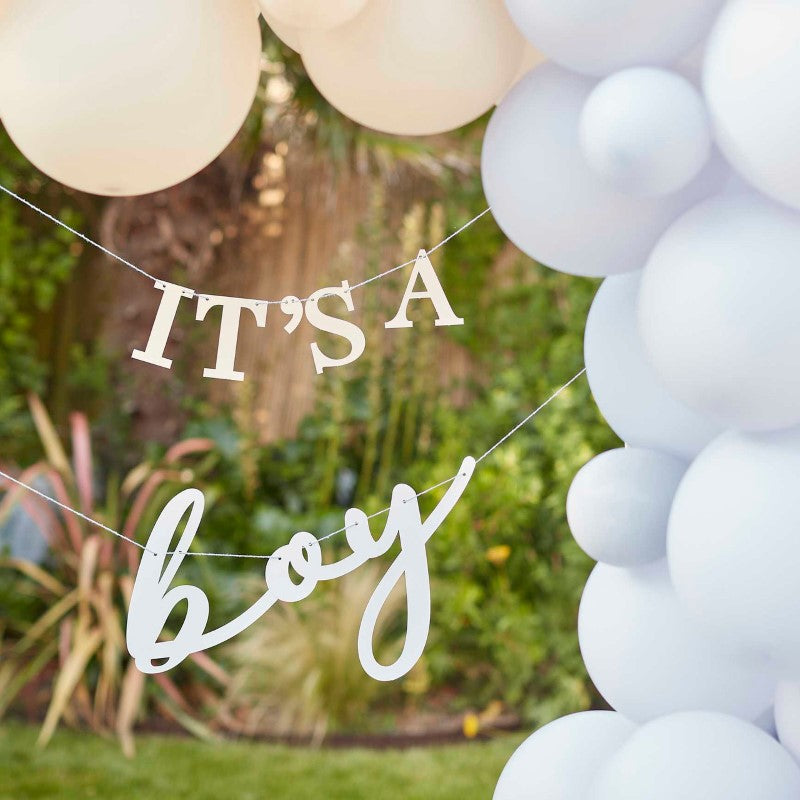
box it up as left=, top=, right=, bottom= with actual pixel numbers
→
left=258, top=0, right=531, bottom=136
left=4, top=4, right=800, bottom=791
left=488, top=1, right=800, bottom=798
left=0, top=0, right=536, bottom=196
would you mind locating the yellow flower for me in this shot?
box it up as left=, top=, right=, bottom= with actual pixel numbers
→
left=485, top=544, right=511, bottom=566
left=463, top=712, right=480, bottom=739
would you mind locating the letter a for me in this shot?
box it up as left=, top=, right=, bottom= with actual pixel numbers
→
left=385, top=250, right=464, bottom=329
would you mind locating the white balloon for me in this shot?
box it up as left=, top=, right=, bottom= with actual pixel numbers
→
left=482, top=65, right=728, bottom=277
left=705, top=0, right=800, bottom=211
left=299, top=0, right=524, bottom=136
left=591, top=712, right=800, bottom=800
left=579, top=561, right=776, bottom=723
left=755, top=706, right=779, bottom=739
left=585, top=272, right=723, bottom=460
left=0, top=0, right=261, bottom=197
left=775, top=682, right=800, bottom=764
left=639, top=194, right=800, bottom=432
left=503, top=0, right=726, bottom=77
left=567, top=448, right=686, bottom=567
left=259, top=0, right=367, bottom=31
left=669, top=426, right=800, bottom=672
left=579, top=68, right=711, bottom=197
left=494, top=712, right=635, bottom=800
left=262, top=9, right=302, bottom=51
left=497, top=44, right=547, bottom=103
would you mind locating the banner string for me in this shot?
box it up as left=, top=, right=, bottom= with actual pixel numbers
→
left=0, top=182, right=492, bottom=304
left=0, top=369, right=586, bottom=560
left=0, top=182, right=584, bottom=559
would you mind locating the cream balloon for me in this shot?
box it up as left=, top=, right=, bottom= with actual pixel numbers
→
left=262, top=9, right=302, bottom=52
left=0, top=0, right=261, bottom=197
left=259, top=0, right=368, bottom=31
left=299, top=0, right=525, bottom=135
left=705, top=0, right=800, bottom=211
left=497, top=43, right=547, bottom=102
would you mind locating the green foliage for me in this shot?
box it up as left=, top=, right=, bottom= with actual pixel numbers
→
left=0, top=128, right=83, bottom=450
left=226, top=565, right=405, bottom=742
left=417, top=203, right=620, bottom=725
left=1, top=40, right=618, bottom=732
left=183, top=193, right=618, bottom=726
left=0, top=398, right=227, bottom=753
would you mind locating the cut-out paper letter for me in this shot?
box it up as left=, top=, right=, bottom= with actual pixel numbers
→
left=385, top=250, right=464, bottom=329
left=131, top=281, right=195, bottom=369
left=306, top=281, right=367, bottom=374
left=196, top=294, right=268, bottom=381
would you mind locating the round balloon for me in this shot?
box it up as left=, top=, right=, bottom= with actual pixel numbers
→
left=584, top=272, right=723, bottom=460
left=579, top=68, right=711, bottom=197
left=775, top=682, right=800, bottom=764
left=0, top=0, right=261, bottom=197
left=262, top=8, right=302, bottom=51
left=639, top=193, right=800, bottom=432
left=482, top=65, right=728, bottom=277
left=591, top=712, right=800, bottom=800
left=567, top=447, right=686, bottom=567
left=299, top=0, right=524, bottom=136
left=579, top=561, right=776, bottom=723
left=668, top=426, right=800, bottom=672
left=705, top=0, right=800, bottom=211
left=503, top=0, right=726, bottom=77
left=497, top=43, right=547, bottom=102
left=494, top=712, right=635, bottom=800
left=259, top=0, right=368, bottom=31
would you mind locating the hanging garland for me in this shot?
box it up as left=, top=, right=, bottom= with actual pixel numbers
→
left=3, top=1, right=800, bottom=797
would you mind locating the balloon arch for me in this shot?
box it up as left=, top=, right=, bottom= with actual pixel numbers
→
left=3, top=1, right=800, bottom=797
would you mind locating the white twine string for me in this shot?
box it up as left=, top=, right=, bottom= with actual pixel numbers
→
left=0, top=182, right=491, bottom=305
left=0, top=368, right=586, bottom=560
left=0, top=183, right=583, bottom=559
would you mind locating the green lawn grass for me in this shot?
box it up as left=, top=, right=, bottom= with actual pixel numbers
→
left=0, top=723, right=524, bottom=800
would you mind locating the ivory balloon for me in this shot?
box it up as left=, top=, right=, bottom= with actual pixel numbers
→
left=503, top=0, right=726, bottom=77
left=0, top=0, right=261, bottom=197
left=497, top=43, right=547, bottom=102
left=579, top=561, right=776, bottom=723
left=591, top=712, right=800, bottom=800
left=584, top=272, right=722, bottom=460
left=639, top=194, right=800, bottom=432
left=482, top=65, right=728, bottom=277
left=579, top=68, right=711, bottom=197
left=299, top=0, right=524, bottom=136
left=567, top=448, right=686, bottom=567
left=262, top=9, right=302, bottom=51
left=258, top=0, right=368, bottom=31
left=668, top=426, right=800, bottom=672
left=494, top=712, right=635, bottom=800
left=705, top=0, right=800, bottom=211
left=775, top=683, right=800, bottom=764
